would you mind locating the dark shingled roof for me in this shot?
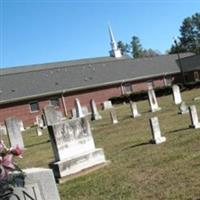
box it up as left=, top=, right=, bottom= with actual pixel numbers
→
left=0, top=53, right=199, bottom=104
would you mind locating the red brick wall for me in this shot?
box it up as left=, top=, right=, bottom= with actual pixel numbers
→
left=0, top=74, right=181, bottom=127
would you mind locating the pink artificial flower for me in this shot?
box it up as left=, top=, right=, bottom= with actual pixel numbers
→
left=0, top=154, right=15, bottom=180
left=10, top=145, right=23, bottom=158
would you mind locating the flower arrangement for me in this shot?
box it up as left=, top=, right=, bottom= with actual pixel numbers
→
left=0, top=140, right=25, bottom=199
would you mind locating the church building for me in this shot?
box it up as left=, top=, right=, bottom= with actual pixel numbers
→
left=0, top=27, right=200, bottom=127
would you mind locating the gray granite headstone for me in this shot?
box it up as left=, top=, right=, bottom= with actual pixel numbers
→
left=48, top=117, right=107, bottom=179
left=172, top=84, right=182, bottom=105
left=90, top=99, right=102, bottom=120
left=189, top=105, right=200, bottom=128
left=179, top=101, right=189, bottom=114
left=109, top=108, right=118, bottom=124
left=43, top=106, right=63, bottom=126
left=149, top=116, right=166, bottom=144
left=5, top=117, right=24, bottom=149
left=130, top=101, right=141, bottom=118
left=147, top=89, right=161, bottom=112
left=10, top=168, right=60, bottom=200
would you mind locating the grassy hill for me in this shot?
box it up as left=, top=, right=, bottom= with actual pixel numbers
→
left=4, top=88, right=200, bottom=200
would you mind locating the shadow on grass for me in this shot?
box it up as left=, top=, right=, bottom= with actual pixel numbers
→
left=25, top=140, right=50, bottom=148
left=166, top=127, right=190, bottom=134
left=121, top=142, right=150, bottom=151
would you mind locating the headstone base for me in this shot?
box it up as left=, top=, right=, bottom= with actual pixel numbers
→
left=132, top=113, right=141, bottom=118
left=189, top=123, right=200, bottom=129
left=150, top=136, right=166, bottom=144
left=50, top=148, right=106, bottom=180
left=91, top=114, right=102, bottom=121
left=179, top=110, right=189, bottom=114
left=151, top=107, right=162, bottom=113
left=113, top=119, right=118, bottom=124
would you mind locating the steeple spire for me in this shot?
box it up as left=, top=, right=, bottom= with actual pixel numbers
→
left=108, top=25, right=122, bottom=58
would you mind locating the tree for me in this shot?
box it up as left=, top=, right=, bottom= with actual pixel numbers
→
left=131, top=36, right=144, bottom=58
left=169, top=12, right=200, bottom=54
left=117, top=41, right=130, bottom=55
left=142, top=48, right=161, bottom=57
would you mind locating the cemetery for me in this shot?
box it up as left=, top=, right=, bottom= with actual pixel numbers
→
left=1, top=87, right=200, bottom=199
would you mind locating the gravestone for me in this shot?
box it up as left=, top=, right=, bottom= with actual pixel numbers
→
left=36, top=127, right=43, bottom=136
left=90, top=99, right=102, bottom=120
left=36, top=115, right=45, bottom=128
left=189, top=105, right=200, bottom=129
left=48, top=117, right=107, bottom=180
left=10, top=168, right=60, bottom=200
left=102, top=100, right=113, bottom=110
left=19, top=120, right=25, bottom=132
left=75, top=98, right=85, bottom=118
left=147, top=89, right=161, bottom=112
left=179, top=101, right=189, bottom=114
left=109, top=109, right=118, bottom=124
left=43, top=106, right=63, bottom=126
left=149, top=116, right=166, bottom=144
left=0, top=125, right=7, bottom=136
left=130, top=101, right=141, bottom=118
left=172, top=84, right=182, bottom=105
left=5, top=117, right=24, bottom=149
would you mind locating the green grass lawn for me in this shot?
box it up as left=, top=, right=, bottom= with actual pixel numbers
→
left=3, top=88, right=200, bottom=200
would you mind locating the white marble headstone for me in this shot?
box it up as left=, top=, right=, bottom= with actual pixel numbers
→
left=90, top=99, right=102, bottom=120
left=48, top=117, right=107, bottom=178
left=130, top=101, right=141, bottom=118
left=172, top=84, right=182, bottom=105
left=147, top=89, right=161, bottom=112
left=75, top=98, right=85, bottom=118
left=5, top=117, right=24, bottom=149
left=189, top=105, right=200, bottom=128
left=179, top=101, right=189, bottom=114
left=103, top=101, right=113, bottom=110
left=110, top=109, right=118, bottom=124
left=149, top=116, right=166, bottom=144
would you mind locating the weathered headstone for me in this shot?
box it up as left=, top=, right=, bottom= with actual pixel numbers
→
left=149, top=116, right=166, bottom=144
left=19, top=120, right=25, bottom=132
left=36, top=115, right=45, bottom=128
left=130, top=101, right=141, bottom=118
left=172, top=84, right=182, bottom=105
left=43, top=106, right=63, bottom=126
left=102, top=100, right=113, bottom=110
left=179, top=101, right=189, bottom=114
left=0, top=124, right=7, bottom=136
left=5, top=117, right=24, bottom=149
left=194, top=96, right=200, bottom=101
left=10, top=168, right=60, bottom=200
left=90, top=99, right=102, bottom=120
left=109, top=108, right=118, bottom=124
left=36, top=127, right=43, bottom=136
left=75, top=98, right=85, bottom=118
left=48, top=117, right=107, bottom=180
left=147, top=89, right=161, bottom=112
left=189, top=105, right=200, bottom=129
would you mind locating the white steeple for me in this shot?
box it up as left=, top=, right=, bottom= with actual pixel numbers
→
left=108, top=25, right=122, bottom=58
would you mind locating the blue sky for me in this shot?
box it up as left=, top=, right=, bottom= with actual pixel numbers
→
left=0, top=0, right=199, bottom=68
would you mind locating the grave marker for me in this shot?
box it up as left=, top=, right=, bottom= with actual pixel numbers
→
left=90, top=99, right=102, bottom=120
left=189, top=105, right=200, bottom=129
left=10, top=168, right=60, bottom=200
left=149, top=116, right=166, bottom=144
left=130, top=101, right=141, bottom=118
left=43, top=106, right=63, bottom=126
left=110, top=109, right=118, bottom=124
left=5, top=117, right=24, bottom=149
left=75, top=98, right=85, bottom=118
left=179, top=101, right=189, bottom=114
left=48, top=117, right=107, bottom=180
left=172, top=84, right=182, bottom=105
left=147, top=89, right=161, bottom=112
left=102, top=101, right=113, bottom=110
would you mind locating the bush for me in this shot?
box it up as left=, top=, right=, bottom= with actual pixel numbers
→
left=109, top=86, right=173, bottom=104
